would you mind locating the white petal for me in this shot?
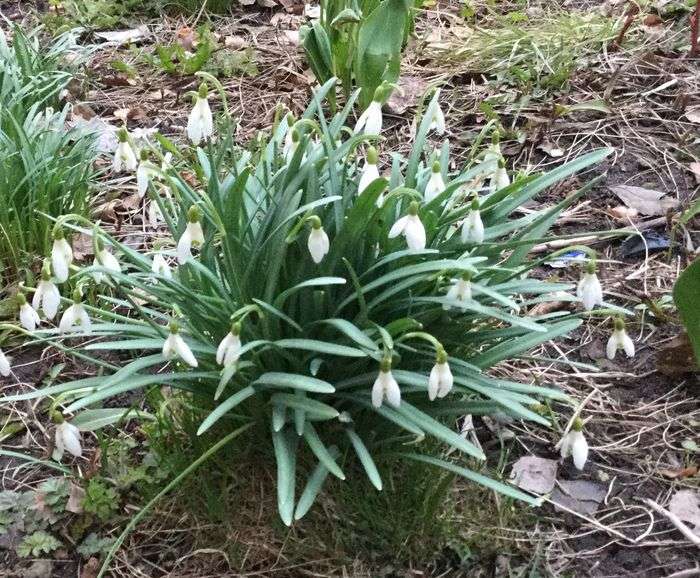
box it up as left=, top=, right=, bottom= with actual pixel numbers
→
left=437, top=363, right=453, bottom=398
left=20, top=304, right=39, bottom=331
left=188, top=221, right=205, bottom=246
left=174, top=334, right=198, bottom=367
left=384, top=372, right=401, bottom=407
left=42, top=282, right=61, bottom=320
left=0, top=348, right=10, bottom=377
left=223, top=335, right=241, bottom=366
left=404, top=216, right=426, bottom=250
left=622, top=333, right=635, bottom=357
left=53, top=429, right=65, bottom=461
left=137, top=163, right=150, bottom=197
left=559, top=432, right=573, bottom=458
left=51, top=239, right=72, bottom=283
left=371, top=375, right=384, bottom=408
left=162, top=333, right=176, bottom=359
left=428, top=365, right=440, bottom=401
left=570, top=431, right=588, bottom=470
left=388, top=216, right=409, bottom=239
left=606, top=334, right=618, bottom=360
left=76, top=306, right=92, bottom=334
left=216, top=333, right=234, bottom=365
left=307, top=228, right=330, bottom=264
left=177, top=229, right=193, bottom=264
left=59, top=305, right=77, bottom=333
left=60, top=422, right=82, bottom=458
left=32, top=284, right=44, bottom=311
left=358, top=163, right=380, bottom=194
left=462, top=210, right=484, bottom=244
left=425, top=173, right=445, bottom=202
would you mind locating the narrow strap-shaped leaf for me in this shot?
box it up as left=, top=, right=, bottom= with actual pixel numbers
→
left=346, top=429, right=382, bottom=490
left=270, top=393, right=339, bottom=419
left=197, top=386, right=256, bottom=435
left=319, top=319, right=379, bottom=351
left=272, top=428, right=298, bottom=526
left=303, top=423, right=345, bottom=480
left=274, top=338, right=368, bottom=358
left=294, top=447, right=337, bottom=520
left=254, top=372, right=335, bottom=393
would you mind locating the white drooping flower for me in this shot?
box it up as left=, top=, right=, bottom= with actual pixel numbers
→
left=160, top=152, right=173, bottom=173
left=358, top=146, right=381, bottom=195
left=354, top=99, right=383, bottom=136
left=388, top=202, right=426, bottom=251
left=177, top=206, right=205, bottom=264
left=428, top=98, right=446, bottom=135
left=282, top=114, right=296, bottom=159
left=490, top=161, right=510, bottom=192
left=59, top=292, right=92, bottom=334
left=216, top=324, right=242, bottom=367
left=577, top=264, right=604, bottom=311
left=162, top=323, right=198, bottom=367
left=151, top=253, right=173, bottom=280
left=53, top=419, right=82, bottom=461
left=93, top=243, right=121, bottom=284
left=444, top=275, right=472, bottom=311
left=425, top=161, right=446, bottom=203
left=606, top=318, right=635, bottom=360
left=32, top=262, right=61, bottom=320
left=461, top=197, right=485, bottom=244
left=113, top=128, right=138, bottom=173
left=187, top=83, right=214, bottom=146
left=136, top=151, right=158, bottom=197
left=559, top=419, right=589, bottom=470
left=0, top=348, right=10, bottom=377
left=428, top=349, right=453, bottom=400
left=18, top=294, right=40, bottom=331
left=51, top=231, right=73, bottom=283
left=371, top=359, right=401, bottom=408
left=307, top=217, right=330, bottom=264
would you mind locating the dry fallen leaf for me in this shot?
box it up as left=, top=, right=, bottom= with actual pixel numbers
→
left=71, top=232, right=94, bottom=261
left=538, top=140, right=565, bottom=158
left=610, top=184, right=679, bottom=216
left=658, top=466, right=698, bottom=480
left=510, top=456, right=558, bottom=494
left=690, top=162, right=700, bottom=185
left=224, top=35, right=247, bottom=49
left=685, top=108, right=700, bottom=124
left=552, top=480, right=606, bottom=515
left=177, top=26, right=196, bottom=51
left=80, top=557, right=100, bottom=578
left=66, top=483, right=86, bottom=514
left=95, top=25, right=150, bottom=45
left=386, top=75, right=429, bottom=115
left=669, top=490, right=700, bottom=534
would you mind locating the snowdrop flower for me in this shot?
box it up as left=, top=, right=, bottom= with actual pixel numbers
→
left=92, top=240, right=121, bottom=284
left=187, top=83, right=214, bottom=146
left=32, top=260, right=60, bottom=320
left=51, top=228, right=73, bottom=283
left=425, top=161, right=446, bottom=202
left=428, top=347, right=453, bottom=400
left=18, top=293, right=40, bottom=331
left=483, top=132, right=503, bottom=166
left=606, top=317, right=635, bottom=360
left=358, top=146, right=381, bottom=196
left=559, top=418, right=589, bottom=470
left=371, top=357, right=401, bottom=408
left=216, top=322, right=242, bottom=367
left=162, top=322, right=198, bottom=367
left=285, top=129, right=302, bottom=162
left=0, top=348, right=10, bottom=377
left=307, top=216, right=330, bottom=264
left=354, top=87, right=384, bottom=135
left=282, top=113, right=296, bottom=158
left=160, top=152, right=173, bottom=173
left=136, top=149, right=158, bottom=197
left=151, top=253, right=173, bottom=280
left=113, top=128, right=138, bottom=173
left=59, top=291, right=92, bottom=335
left=177, top=206, right=205, bottom=264
left=53, top=416, right=82, bottom=461
left=461, top=196, right=484, bottom=244
left=576, top=261, right=604, bottom=311
left=428, top=99, right=446, bottom=135
left=388, top=201, right=426, bottom=251
left=444, top=273, right=472, bottom=311
left=490, top=159, right=510, bottom=192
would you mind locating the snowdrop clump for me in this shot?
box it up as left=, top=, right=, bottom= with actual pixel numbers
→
left=8, top=78, right=613, bottom=525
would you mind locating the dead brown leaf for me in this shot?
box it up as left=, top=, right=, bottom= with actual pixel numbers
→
left=177, top=26, right=196, bottom=51
left=610, top=184, right=679, bottom=216
left=685, top=108, right=700, bottom=124
left=510, top=456, right=558, bottom=494
left=71, top=232, right=94, bottom=261
left=80, top=557, right=100, bottom=578
left=528, top=299, right=570, bottom=316
left=114, top=107, right=149, bottom=123
left=656, top=333, right=699, bottom=376
left=386, top=76, right=429, bottom=115
left=658, top=466, right=698, bottom=479
left=669, top=490, right=700, bottom=533
left=66, top=483, right=86, bottom=514
left=224, top=35, right=247, bottom=49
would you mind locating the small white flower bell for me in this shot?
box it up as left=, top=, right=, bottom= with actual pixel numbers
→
left=577, top=261, right=604, bottom=311
left=559, top=418, right=589, bottom=470
left=461, top=197, right=485, bottom=244
left=51, top=229, right=73, bottom=283
left=388, top=201, right=426, bottom=251
left=216, top=323, right=242, bottom=367
left=59, top=291, right=92, bottom=334
left=425, top=160, right=446, bottom=203
left=93, top=240, right=121, bottom=284
left=177, top=206, right=205, bottom=264
left=187, top=83, right=214, bottom=146
left=151, top=253, right=173, bottom=280
left=428, top=347, right=453, bottom=400
left=162, top=322, right=198, bottom=367
left=444, top=274, right=472, bottom=311
left=136, top=150, right=158, bottom=197
left=358, top=146, right=381, bottom=195
left=428, top=99, right=446, bottom=135
left=354, top=88, right=384, bottom=135
left=282, top=113, right=296, bottom=159
left=18, top=294, right=40, bottom=331
left=606, top=317, right=635, bottom=360
left=113, top=128, right=138, bottom=173
left=307, top=217, right=330, bottom=264
left=490, top=160, right=510, bottom=192
left=53, top=417, right=82, bottom=461
left=32, top=260, right=61, bottom=320
left=0, top=348, right=10, bottom=377
left=371, top=357, right=401, bottom=408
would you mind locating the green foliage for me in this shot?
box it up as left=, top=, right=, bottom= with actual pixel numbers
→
left=147, top=27, right=258, bottom=78
left=0, top=26, right=97, bottom=282
left=17, top=530, right=62, bottom=558
left=44, top=0, right=152, bottom=32
left=22, top=79, right=609, bottom=526
left=673, top=258, right=700, bottom=363
left=302, top=0, right=414, bottom=108
left=77, top=532, right=116, bottom=558
left=83, top=479, right=119, bottom=522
